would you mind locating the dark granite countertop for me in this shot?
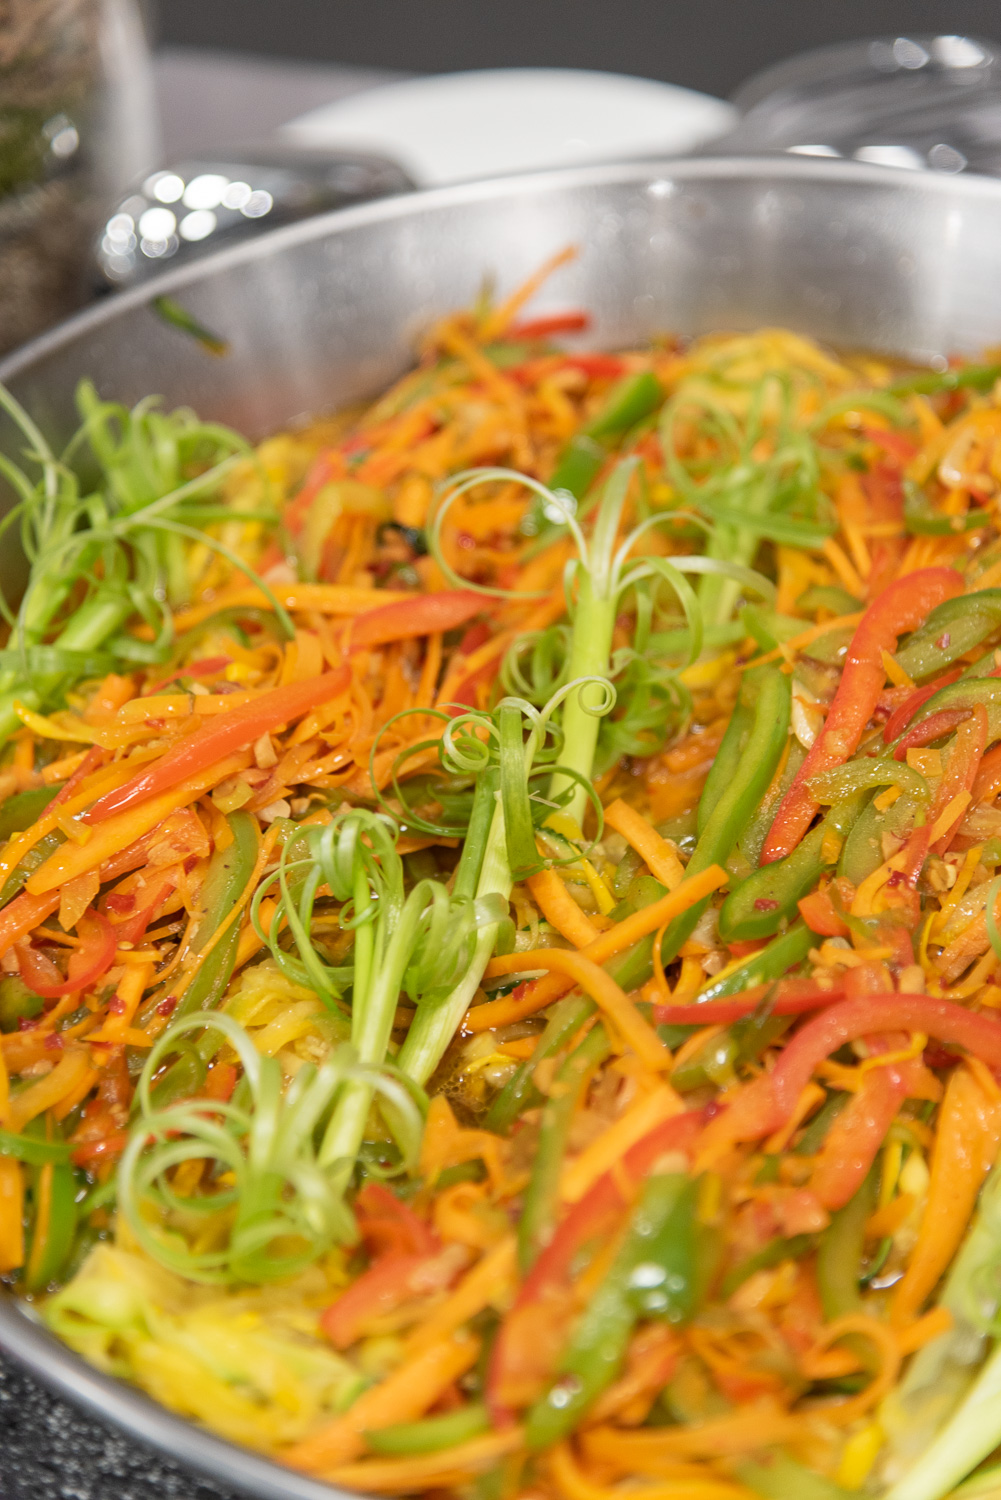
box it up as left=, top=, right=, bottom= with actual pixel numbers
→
left=0, top=1353, right=242, bottom=1500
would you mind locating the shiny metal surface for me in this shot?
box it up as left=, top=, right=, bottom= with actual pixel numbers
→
left=714, top=33, right=1001, bottom=176
left=5, top=154, right=1001, bottom=1495
left=94, top=144, right=413, bottom=288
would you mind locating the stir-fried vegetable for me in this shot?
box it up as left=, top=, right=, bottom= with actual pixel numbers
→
left=9, top=262, right=1001, bottom=1500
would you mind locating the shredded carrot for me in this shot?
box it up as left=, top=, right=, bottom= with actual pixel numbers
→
left=470, top=865, right=728, bottom=1031
left=527, top=869, right=600, bottom=946
left=284, top=1336, right=481, bottom=1472
left=603, top=799, right=685, bottom=891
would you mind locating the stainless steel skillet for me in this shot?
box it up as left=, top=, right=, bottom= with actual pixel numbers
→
left=3, top=155, right=1001, bottom=1498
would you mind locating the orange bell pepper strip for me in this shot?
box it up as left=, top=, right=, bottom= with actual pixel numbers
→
left=0, top=889, right=61, bottom=960
left=891, top=1063, right=1001, bottom=1325
left=348, top=589, right=484, bottom=649
left=83, top=666, right=351, bottom=823
left=761, top=567, right=963, bottom=863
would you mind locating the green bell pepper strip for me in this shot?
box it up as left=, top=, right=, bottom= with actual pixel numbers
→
left=546, top=373, right=663, bottom=499
left=662, top=668, right=790, bottom=963
left=817, top=1168, right=876, bottom=1320
left=23, top=1155, right=77, bottom=1293
left=484, top=995, right=594, bottom=1135
left=694, top=923, right=815, bottom=1005
left=547, top=435, right=605, bottom=499
left=585, top=371, right=663, bottom=442
left=0, top=976, right=43, bottom=1032
left=518, top=1023, right=611, bottom=1273
left=697, top=701, right=752, bottom=838
left=526, top=1172, right=697, bottom=1449
left=0, top=829, right=62, bottom=907
left=720, top=793, right=865, bottom=943
left=839, top=790, right=923, bottom=886
left=896, top=591, right=1001, bottom=681
left=364, top=1404, right=491, bottom=1456
left=889, top=361, right=1001, bottom=397
left=793, top=1090, right=849, bottom=1155
left=720, top=1232, right=815, bottom=1298
left=0, top=786, right=60, bottom=842
left=904, top=490, right=991, bottom=537
left=808, top=756, right=930, bottom=806
left=671, top=1010, right=791, bottom=1094
left=899, top=675, right=1001, bottom=747
left=738, top=1453, right=852, bottom=1499
left=796, top=585, right=862, bottom=615
left=0, top=1128, right=71, bottom=1164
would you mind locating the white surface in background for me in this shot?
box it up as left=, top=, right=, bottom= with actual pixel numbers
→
left=281, top=67, right=737, bottom=184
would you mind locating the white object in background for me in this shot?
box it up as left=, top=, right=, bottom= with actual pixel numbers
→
left=281, top=67, right=736, bottom=186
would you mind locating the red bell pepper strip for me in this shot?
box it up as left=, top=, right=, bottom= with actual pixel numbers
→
left=654, top=977, right=846, bottom=1028
left=761, top=568, right=963, bottom=864
left=698, top=995, right=1001, bottom=1162
left=321, top=1245, right=463, bottom=1351
left=349, top=590, right=484, bottom=650
left=891, top=707, right=972, bottom=760
left=486, top=1109, right=703, bottom=1425
left=863, top=463, right=907, bottom=600
left=883, top=668, right=964, bottom=743
left=810, top=1064, right=909, bottom=1210
left=771, top=995, right=1001, bottom=1123
left=506, top=311, right=591, bottom=340
left=16, top=912, right=116, bottom=998
left=354, top=1181, right=439, bottom=1258
left=83, top=666, right=351, bottom=823
left=860, top=428, right=919, bottom=464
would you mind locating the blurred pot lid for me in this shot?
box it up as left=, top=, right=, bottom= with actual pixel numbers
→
left=280, top=67, right=736, bottom=185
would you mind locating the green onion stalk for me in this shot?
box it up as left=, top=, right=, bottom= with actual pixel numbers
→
left=398, top=459, right=776, bottom=1086
left=253, top=808, right=504, bottom=1179
left=657, top=374, right=906, bottom=629
left=0, top=379, right=290, bottom=746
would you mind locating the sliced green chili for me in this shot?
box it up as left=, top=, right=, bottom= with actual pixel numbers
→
left=526, top=1172, right=697, bottom=1449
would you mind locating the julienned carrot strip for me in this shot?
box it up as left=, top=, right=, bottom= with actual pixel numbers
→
left=484, top=948, right=671, bottom=1070
left=468, top=865, right=729, bottom=1032
left=323, top=1430, right=524, bottom=1493
left=0, top=890, right=61, bottom=959
left=550, top=1440, right=747, bottom=1498
left=167, top=583, right=411, bottom=635
left=0, top=753, right=162, bottom=884
left=284, top=1335, right=481, bottom=1472
left=478, top=245, right=578, bottom=342
left=25, top=752, right=252, bottom=896
left=403, top=1235, right=517, bottom=1357
left=890, top=1064, right=1001, bottom=1324
left=84, top=668, right=350, bottom=823
left=527, top=869, right=600, bottom=947
left=602, top=799, right=684, bottom=891
left=0, top=1156, right=24, bottom=1272
left=579, top=1405, right=808, bottom=1464
left=560, top=1083, right=684, bottom=1203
